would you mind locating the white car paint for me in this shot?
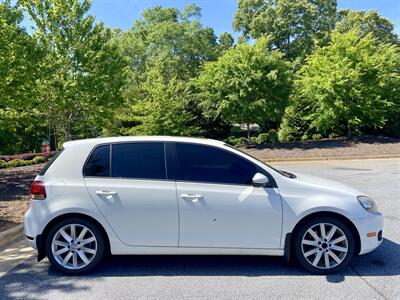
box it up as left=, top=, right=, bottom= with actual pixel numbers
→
left=24, top=136, right=383, bottom=259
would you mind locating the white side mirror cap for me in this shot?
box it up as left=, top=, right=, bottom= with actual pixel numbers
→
left=252, top=173, right=269, bottom=187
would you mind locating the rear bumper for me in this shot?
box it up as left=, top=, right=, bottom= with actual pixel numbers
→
left=352, top=211, right=383, bottom=255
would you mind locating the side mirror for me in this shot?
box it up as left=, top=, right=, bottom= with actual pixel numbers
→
left=252, top=173, right=269, bottom=187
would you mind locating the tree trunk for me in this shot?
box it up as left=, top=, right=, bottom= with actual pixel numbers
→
left=347, top=122, right=353, bottom=138
left=246, top=122, right=251, bottom=143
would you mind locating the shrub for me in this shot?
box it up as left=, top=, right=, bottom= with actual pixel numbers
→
left=0, top=160, right=6, bottom=169
left=256, top=129, right=279, bottom=145
left=6, top=159, right=26, bottom=168
left=225, top=136, right=247, bottom=146
left=311, top=134, right=323, bottom=141
left=32, top=156, right=46, bottom=164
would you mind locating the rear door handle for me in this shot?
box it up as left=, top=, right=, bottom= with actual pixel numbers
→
left=181, top=194, right=203, bottom=202
left=96, top=190, right=117, bottom=196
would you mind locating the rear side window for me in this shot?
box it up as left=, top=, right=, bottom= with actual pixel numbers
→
left=111, top=143, right=166, bottom=180
left=39, top=149, right=64, bottom=176
left=84, top=145, right=110, bottom=177
left=176, top=143, right=257, bottom=185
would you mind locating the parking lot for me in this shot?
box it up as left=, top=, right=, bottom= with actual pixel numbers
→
left=0, top=159, right=399, bottom=299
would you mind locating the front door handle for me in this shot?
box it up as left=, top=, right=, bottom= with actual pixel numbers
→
left=96, top=190, right=117, bottom=196
left=181, top=194, right=203, bottom=202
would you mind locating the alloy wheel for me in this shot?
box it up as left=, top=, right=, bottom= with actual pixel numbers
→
left=51, top=223, right=98, bottom=270
left=301, top=222, right=349, bottom=270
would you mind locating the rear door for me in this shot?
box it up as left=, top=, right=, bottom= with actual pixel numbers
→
left=84, top=142, right=179, bottom=247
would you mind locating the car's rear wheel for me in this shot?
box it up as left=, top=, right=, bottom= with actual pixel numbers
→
left=46, top=218, right=105, bottom=274
left=294, top=217, right=355, bottom=274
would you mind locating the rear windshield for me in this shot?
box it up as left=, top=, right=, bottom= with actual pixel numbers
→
left=38, top=149, right=64, bottom=176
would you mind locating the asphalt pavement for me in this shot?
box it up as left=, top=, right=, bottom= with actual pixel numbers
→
left=0, top=159, right=399, bottom=299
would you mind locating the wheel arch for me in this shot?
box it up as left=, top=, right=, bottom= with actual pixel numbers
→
left=285, top=211, right=361, bottom=262
left=37, top=212, right=111, bottom=261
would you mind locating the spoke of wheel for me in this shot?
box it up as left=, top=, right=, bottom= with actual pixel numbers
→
left=320, top=224, right=326, bottom=239
left=72, top=252, right=78, bottom=269
left=312, top=251, right=323, bottom=266
left=71, top=224, right=76, bottom=241
left=77, top=250, right=90, bottom=265
left=330, top=245, right=348, bottom=253
left=330, top=235, right=346, bottom=245
left=302, top=239, right=319, bottom=246
left=324, top=251, right=330, bottom=268
left=328, top=250, right=342, bottom=264
left=54, top=247, right=69, bottom=256
left=62, top=252, right=73, bottom=266
left=304, top=248, right=318, bottom=257
left=307, top=229, right=320, bottom=241
left=54, top=240, right=68, bottom=247
left=77, top=227, right=88, bottom=241
left=59, top=229, right=72, bottom=243
left=326, top=225, right=337, bottom=242
left=80, top=237, right=96, bottom=245
left=81, top=247, right=96, bottom=255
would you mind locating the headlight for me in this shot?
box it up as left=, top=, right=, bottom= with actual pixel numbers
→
left=357, top=195, right=378, bottom=212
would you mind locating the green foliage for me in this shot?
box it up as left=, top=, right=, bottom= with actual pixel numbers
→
left=336, top=9, right=399, bottom=45
left=19, top=0, right=127, bottom=143
left=292, top=28, right=400, bottom=137
left=6, top=159, right=25, bottom=168
left=108, top=5, right=218, bottom=137
left=256, top=130, right=278, bottom=144
left=195, top=38, right=292, bottom=140
left=0, top=160, right=6, bottom=169
left=110, top=69, right=199, bottom=136
left=225, top=136, right=247, bottom=146
left=32, top=156, right=46, bottom=164
left=218, top=32, right=234, bottom=52
left=311, top=134, right=323, bottom=141
left=0, top=1, right=45, bottom=154
left=233, top=0, right=337, bottom=61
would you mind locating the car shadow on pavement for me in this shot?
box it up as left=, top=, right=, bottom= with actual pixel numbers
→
left=88, top=237, right=399, bottom=278
left=0, top=238, right=398, bottom=300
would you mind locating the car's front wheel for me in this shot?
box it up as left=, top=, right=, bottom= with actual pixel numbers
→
left=294, top=217, right=355, bottom=274
left=46, top=218, right=105, bottom=274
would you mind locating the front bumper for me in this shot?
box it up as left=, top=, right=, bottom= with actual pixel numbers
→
left=352, top=211, right=383, bottom=255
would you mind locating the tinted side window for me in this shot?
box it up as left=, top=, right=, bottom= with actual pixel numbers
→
left=112, top=143, right=166, bottom=180
left=84, top=145, right=110, bottom=177
left=176, top=143, right=257, bottom=185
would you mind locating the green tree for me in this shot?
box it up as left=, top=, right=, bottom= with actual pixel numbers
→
left=195, top=38, right=292, bottom=141
left=110, top=5, right=219, bottom=136
left=336, top=9, right=399, bottom=45
left=20, top=0, right=127, bottom=144
left=233, top=0, right=337, bottom=61
left=287, top=28, right=400, bottom=138
left=107, top=69, right=199, bottom=137
left=218, top=32, right=234, bottom=52
left=0, top=0, right=44, bottom=154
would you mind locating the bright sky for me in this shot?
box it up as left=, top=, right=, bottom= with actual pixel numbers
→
left=22, top=0, right=400, bottom=37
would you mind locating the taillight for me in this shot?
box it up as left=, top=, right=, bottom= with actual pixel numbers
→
left=30, top=181, right=46, bottom=200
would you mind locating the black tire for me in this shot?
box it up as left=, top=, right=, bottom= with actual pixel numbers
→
left=46, top=217, right=106, bottom=275
left=294, top=217, right=355, bottom=275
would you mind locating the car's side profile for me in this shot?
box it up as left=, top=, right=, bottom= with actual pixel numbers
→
left=24, top=136, right=383, bottom=274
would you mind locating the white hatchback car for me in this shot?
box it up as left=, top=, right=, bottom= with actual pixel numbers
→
left=24, top=136, right=383, bottom=274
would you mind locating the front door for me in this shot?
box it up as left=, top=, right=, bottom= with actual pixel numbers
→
left=174, top=143, right=282, bottom=249
left=84, top=142, right=178, bottom=247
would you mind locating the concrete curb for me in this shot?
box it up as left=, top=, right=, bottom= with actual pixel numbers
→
left=0, top=224, right=24, bottom=251
left=261, top=154, right=400, bottom=163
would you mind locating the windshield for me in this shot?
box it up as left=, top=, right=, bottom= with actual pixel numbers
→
left=224, top=144, right=296, bottom=179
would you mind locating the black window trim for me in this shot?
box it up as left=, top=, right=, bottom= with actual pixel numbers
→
left=82, top=141, right=170, bottom=181
left=170, top=142, right=277, bottom=188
